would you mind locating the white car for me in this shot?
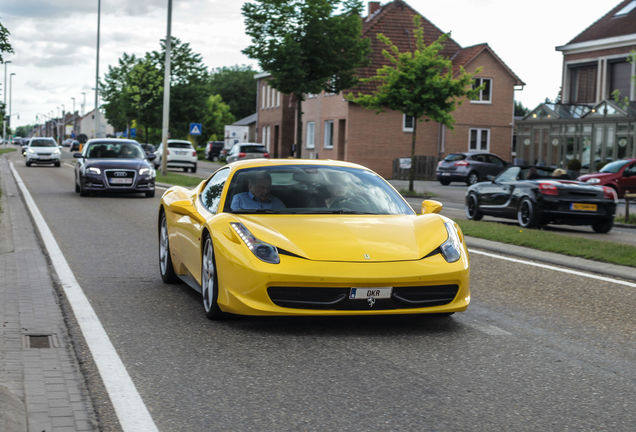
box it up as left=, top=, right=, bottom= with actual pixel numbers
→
left=25, top=137, right=61, bottom=167
left=153, top=139, right=198, bottom=172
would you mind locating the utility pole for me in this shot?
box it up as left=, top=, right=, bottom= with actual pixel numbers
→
left=94, top=0, right=101, bottom=138
left=160, top=0, right=173, bottom=175
left=2, top=61, right=11, bottom=144
left=71, top=97, right=76, bottom=137
left=8, top=72, right=15, bottom=142
left=81, top=91, right=86, bottom=116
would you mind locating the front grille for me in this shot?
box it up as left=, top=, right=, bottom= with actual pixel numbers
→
left=267, top=285, right=459, bottom=310
left=105, top=169, right=136, bottom=187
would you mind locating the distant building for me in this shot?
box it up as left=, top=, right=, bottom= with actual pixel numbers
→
left=515, top=0, right=636, bottom=171
left=79, top=108, right=114, bottom=139
left=233, top=113, right=258, bottom=142
left=256, top=0, right=524, bottom=178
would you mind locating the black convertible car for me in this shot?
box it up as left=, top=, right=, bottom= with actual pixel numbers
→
left=74, top=139, right=156, bottom=197
left=465, top=165, right=617, bottom=233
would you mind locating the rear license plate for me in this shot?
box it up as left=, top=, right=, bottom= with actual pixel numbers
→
left=570, top=203, right=597, bottom=211
left=110, top=178, right=133, bottom=185
left=349, top=287, right=392, bottom=300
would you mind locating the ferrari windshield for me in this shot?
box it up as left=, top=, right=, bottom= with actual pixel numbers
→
left=224, top=165, right=415, bottom=215
left=85, top=142, right=144, bottom=159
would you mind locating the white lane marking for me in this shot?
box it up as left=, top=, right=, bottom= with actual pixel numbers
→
left=467, top=323, right=512, bottom=336
left=9, top=162, right=159, bottom=432
left=469, top=248, right=636, bottom=288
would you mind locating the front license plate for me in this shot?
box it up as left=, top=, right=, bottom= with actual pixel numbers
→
left=570, top=203, right=597, bottom=211
left=110, top=178, right=133, bottom=185
left=441, top=172, right=451, bottom=176
left=349, top=287, right=392, bottom=300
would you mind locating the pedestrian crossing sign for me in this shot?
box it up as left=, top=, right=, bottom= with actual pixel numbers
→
left=189, top=123, right=202, bottom=135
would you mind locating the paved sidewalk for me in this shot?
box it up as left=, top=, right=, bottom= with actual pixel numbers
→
left=0, top=156, right=98, bottom=431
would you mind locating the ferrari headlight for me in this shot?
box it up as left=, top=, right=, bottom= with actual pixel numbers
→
left=86, top=167, right=101, bottom=175
left=440, top=221, right=462, bottom=263
left=139, top=167, right=155, bottom=177
left=231, top=222, right=280, bottom=264
left=586, top=178, right=600, bottom=184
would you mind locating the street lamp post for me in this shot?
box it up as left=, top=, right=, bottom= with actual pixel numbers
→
left=2, top=60, right=11, bottom=144
left=81, top=91, right=86, bottom=116
left=160, top=0, right=173, bottom=175
left=94, top=0, right=101, bottom=138
left=9, top=72, right=15, bottom=141
left=71, top=97, right=76, bottom=138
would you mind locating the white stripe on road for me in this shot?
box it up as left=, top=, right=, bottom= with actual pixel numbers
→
left=468, top=248, right=636, bottom=288
left=9, top=162, right=159, bottom=432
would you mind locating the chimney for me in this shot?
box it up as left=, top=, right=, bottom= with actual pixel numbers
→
left=368, top=1, right=381, bottom=16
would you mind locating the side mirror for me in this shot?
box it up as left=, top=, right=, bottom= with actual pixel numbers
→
left=421, top=199, right=443, bottom=214
left=146, top=153, right=157, bottom=161
left=487, top=175, right=495, bottom=182
left=73, top=152, right=84, bottom=158
left=169, top=198, right=206, bottom=225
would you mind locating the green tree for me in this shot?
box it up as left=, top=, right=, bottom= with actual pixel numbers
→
left=209, top=65, right=258, bottom=120
left=150, top=37, right=209, bottom=141
left=242, top=0, right=369, bottom=157
left=128, top=55, right=164, bottom=143
left=101, top=53, right=138, bottom=134
left=202, top=94, right=235, bottom=141
left=0, top=21, right=14, bottom=63
left=514, top=101, right=529, bottom=117
left=348, top=16, right=479, bottom=192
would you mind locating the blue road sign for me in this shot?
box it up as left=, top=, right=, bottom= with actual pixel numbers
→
left=189, top=123, right=202, bottom=136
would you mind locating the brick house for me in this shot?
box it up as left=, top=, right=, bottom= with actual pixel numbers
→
left=255, top=0, right=523, bottom=178
left=515, top=0, right=636, bottom=171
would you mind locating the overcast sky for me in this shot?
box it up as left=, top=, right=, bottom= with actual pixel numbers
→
left=0, top=0, right=619, bottom=130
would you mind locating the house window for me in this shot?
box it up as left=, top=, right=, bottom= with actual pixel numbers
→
left=261, top=84, right=266, bottom=109
left=471, top=78, right=492, bottom=103
left=306, top=122, right=315, bottom=149
left=568, top=64, right=597, bottom=104
left=262, top=126, right=270, bottom=151
left=324, top=120, right=334, bottom=148
left=609, top=60, right=631, bottom=99
left=403, top=115, right=414, bottom=132
left=276, top=91, right=280, bottom=107
left=469, top=129, right=489, bottom=151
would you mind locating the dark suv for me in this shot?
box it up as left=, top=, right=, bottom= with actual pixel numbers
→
left=436, top=152, right=508, bottom=185
left=205, top=141, right=224, bottom=161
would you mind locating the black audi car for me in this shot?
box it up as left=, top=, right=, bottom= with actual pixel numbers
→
left=74, top=139, right=156, bottom=197
left=465, top=165, right=617, bottom=233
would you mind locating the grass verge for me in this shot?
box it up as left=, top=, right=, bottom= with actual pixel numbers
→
left=0, top=148, right=17, bottom=155
left=615, top=214, right=636, bottom=225
left=156, top=172, right=204, bottom=188
left=456, top=219, right=636, bottom=267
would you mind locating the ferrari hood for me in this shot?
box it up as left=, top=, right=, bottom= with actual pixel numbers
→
left=236, top=215, right=449, bottom=262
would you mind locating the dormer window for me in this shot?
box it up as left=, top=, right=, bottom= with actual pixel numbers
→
left=614, top=0, right=636, bottom=16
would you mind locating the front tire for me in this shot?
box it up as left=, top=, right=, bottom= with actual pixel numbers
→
left=159, top=212, right=178, bottom=283
left=439, top=179, right=450, bottom=186
left=145, top=189, right=155, bottom=198
left=201, top=234, right=223, bottom=319
left=465, top=193, right=483, bottom=221
left=592, top=219, right=613, bottom=233
left=517, top=198, right=539, bottom=228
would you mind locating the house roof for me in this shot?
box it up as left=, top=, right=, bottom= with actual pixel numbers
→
left=352, top=0, right=523, bottom=94
left=566, top=0, right=636, bottom=44
left=233, top=113, right=257, bottom=126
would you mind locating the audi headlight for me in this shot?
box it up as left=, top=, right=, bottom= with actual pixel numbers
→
left=139, top=167, right=155, bottom=176
left=231, top=222, right=280, bottom=264
left=440, top=221, right=462, bottom=263
left=86, top=167, right=101, bottom=175
left=586, top=178, right=600, bottom=184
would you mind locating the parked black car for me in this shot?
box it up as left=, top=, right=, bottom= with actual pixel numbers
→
left=465, top=165, right=617, bottom=233
left=205, top=141, right=224, bottom=161
left=436, top=152, right=507, bottom=185
left=74, top=139, right=156, bottom=197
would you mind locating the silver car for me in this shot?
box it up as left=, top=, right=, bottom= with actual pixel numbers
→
left=225, top=143, right=269, bottom=163
left=436, top=152, right=507, bottom=185
left=25, top=137, right=61, bottom=167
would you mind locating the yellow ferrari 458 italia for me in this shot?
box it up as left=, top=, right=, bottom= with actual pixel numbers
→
left=158, top=159, right=470, bottom=319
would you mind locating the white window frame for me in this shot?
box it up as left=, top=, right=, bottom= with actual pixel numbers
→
left=306, top=122, right=315, bottom=149
left=403, top=114, right=414, bottom=132
left=469, top=128, right=490, bottom=151
left=323, top=120, right=334, bottom=149
left=471, top=77, right=492, bottom=104
left=261, top=84, right=266, bottom=109
left=276, top=90, right=280, bottom=107
left=262, top=126, right=270, bottom=151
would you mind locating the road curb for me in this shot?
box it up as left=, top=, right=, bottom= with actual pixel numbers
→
left=466, top=235, right=636, bottom=282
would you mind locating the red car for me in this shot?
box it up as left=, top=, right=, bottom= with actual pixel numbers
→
left=577, top=158, right=636, bottom=198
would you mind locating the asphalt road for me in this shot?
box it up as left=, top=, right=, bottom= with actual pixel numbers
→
left=7, top=150, right=636, bottom=431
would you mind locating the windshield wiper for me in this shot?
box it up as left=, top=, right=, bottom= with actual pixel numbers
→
left=230, top=209, right=280, bottom=214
